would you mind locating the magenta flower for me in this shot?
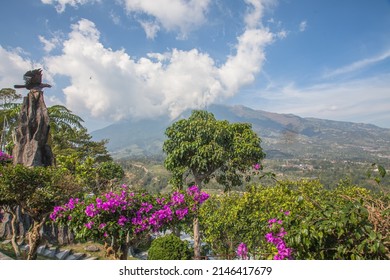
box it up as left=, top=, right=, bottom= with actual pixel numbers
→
left=171, top=191, right=185, bottom=205
left=265, top=216, right=293, bottom=260
left=236, top=242, right=249, bottom=260
left=253, top=163, right=261, bottom=170
left=84, top=221, right=94, bottom=229
left=118, top=215, right=128, bottom=226
left=175, top=208, right=189, bottom=220
left=85, top=203, right=98, bottom=217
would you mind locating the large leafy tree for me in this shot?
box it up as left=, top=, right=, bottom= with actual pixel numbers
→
left=163, top=110, right=265, bottom=258
left=163, top=110, right=265, bottom=190
left=0, top=164, right=82, bottom=259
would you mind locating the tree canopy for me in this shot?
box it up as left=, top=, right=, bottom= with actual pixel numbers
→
left=163, top=110, right=265, bottom=191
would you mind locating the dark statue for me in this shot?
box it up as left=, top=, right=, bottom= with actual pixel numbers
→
left=12, top=68, right=53, bottom=167
left=14, top=68, right=51, bottom=90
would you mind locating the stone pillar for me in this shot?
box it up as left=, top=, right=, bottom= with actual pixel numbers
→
left=12, top=89, right=53, bottom=167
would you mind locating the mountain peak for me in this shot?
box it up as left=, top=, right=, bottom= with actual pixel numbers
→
left=91, top=104, right=390, bottom=161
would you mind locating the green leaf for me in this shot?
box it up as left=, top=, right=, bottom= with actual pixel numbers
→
left=377, top=165, right=386, bottom=178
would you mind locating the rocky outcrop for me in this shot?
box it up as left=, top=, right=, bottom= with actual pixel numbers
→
left=12, top=89, right=53, bottom=167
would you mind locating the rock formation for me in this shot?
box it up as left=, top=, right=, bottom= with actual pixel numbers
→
left=12, top=89, right=53, bottom=167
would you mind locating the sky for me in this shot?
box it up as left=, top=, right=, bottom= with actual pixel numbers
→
left=1, top=0, right=390, bottom=131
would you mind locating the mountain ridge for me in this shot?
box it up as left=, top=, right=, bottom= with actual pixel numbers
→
left=91, top=104, right=390, bottom=163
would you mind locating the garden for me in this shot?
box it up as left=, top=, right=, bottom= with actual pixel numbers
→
left=0, top=97, right=389, bottom=260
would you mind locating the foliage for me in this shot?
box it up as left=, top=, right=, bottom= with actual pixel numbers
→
left=367, top=163, right=387, bottom=185
left=147, top=234, right=193, bottom=260
left=96, top=161, right=125, bottom=185
left=50, top=185, right=209, bottom=259
left=52, top=127, right=111, bottom=163
left=56, top=153, right=123, bottom=194
left=0, top=164, right=81, bottom=220
left=163, top=110, right=265, bottom=191
left=0, top=164, right=83, bottom=259
left=0, top=88, right=21, bottom=102
left=199, top=180, right=389, bottom=260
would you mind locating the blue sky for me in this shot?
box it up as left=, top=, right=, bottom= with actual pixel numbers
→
left=1, top=0, right=389, bottom=130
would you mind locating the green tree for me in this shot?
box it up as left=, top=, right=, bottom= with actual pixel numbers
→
left=0, top=164, right=82, bottom=259
left=0, top=88, right=22, bottom=152
left=163, top=110, right=265, bottom=258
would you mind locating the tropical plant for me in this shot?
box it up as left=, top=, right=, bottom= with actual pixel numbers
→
left=163, top=110, right=265, bottom=258
left=199, top=180, right=389, bottom=259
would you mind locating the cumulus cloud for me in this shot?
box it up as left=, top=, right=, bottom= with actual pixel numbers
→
left=39, top=34, right=63, bottom=53
left=44, top=1, right=273, bottom=122
left=244, top=0, right=269, bottom=28
left=122, top=0, right=210, bottom=38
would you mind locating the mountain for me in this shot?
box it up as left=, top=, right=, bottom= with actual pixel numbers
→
left=91, top=104, right=390, bottom=163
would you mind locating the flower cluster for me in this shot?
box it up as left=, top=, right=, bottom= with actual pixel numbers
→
left=50, top=185, right=210, bottom=241
left=187, top=185, right=210, bottom=209
left=132, top=186, right=209, bottom=233
left=0, top=151, right=12, bottom=164
left=265, top=216, right=293, bottom=260
left=49, top=198, right=80, bottom=221
left=253, top=163, right=261, bottom=170
left=236, top=242, right=249, bottom=260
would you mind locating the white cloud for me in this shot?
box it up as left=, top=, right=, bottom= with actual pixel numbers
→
left=122, top=0, right=210, bottom=38
left=244, top=0, right=273, bottom=28
left=139, top=20, right=160, bottom=39
left=299, top=20, right=307, bottom=32
left=277, top=29, right=287, bottom=39
left=219, top=28, right=273, bottom=94
left=109, top=10, right=121, bottom=25
left=44, top=3, right=273, bottom=122
left=39, top=34, right=63, bottom=53
left=41, top=0, right=100, bottom=13
left=0, top=46, right=35, bottom=90
left=324, top=49, right=390, bottom=78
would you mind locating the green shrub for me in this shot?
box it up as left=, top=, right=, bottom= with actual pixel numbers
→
left=147, top=234, right=193, bottom=260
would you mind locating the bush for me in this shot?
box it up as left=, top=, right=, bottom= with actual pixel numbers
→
left=147, top=234, right=193, bottom=260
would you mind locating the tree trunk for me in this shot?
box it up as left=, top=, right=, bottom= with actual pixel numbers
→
left=27, top=218, right=46, bottom=260
left=119, top=243, right=129, bottom=260
left=10, top=211, right=21, bottom=259
left=193, top=217, right=201, bottom=259
left=193, top=176, right=202, bottom=259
